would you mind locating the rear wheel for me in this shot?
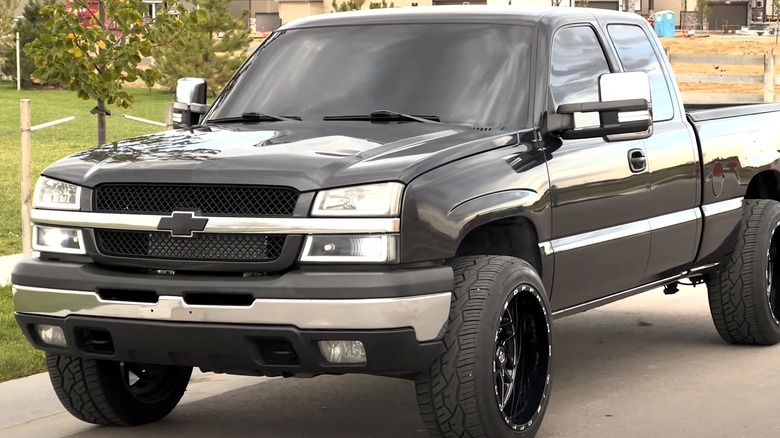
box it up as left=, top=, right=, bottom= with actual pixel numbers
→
left=415, top=256, right=553, bottom=437
left=47, top=353, right=192, bottom=426
left=707, top=199, right=780, bottom=345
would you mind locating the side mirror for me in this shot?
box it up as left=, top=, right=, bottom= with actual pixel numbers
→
left=172, top=77, right=211, bottom=129
left=545, top=71, right=653, bottom=141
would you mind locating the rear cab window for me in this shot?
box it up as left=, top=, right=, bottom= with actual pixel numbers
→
left=606, top=24, right=675, bottom=121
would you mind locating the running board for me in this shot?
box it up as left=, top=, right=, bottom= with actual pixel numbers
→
left=550, top=263, right=718, bottom=320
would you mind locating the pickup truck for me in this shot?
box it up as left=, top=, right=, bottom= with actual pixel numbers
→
left=12, top=5, right=780, bottom=437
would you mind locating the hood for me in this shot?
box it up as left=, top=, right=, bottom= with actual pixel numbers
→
left=42, top=121, right=520, bottom=192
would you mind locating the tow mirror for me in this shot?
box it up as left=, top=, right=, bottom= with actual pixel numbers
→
left=545, top=71, right=653, bottom=141
left=172, top=77, right=210, bottom=129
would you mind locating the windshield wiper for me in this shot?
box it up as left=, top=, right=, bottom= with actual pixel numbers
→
left=323, top=109, right=441, bottom=124
left=207, top=112, right=302, bottom=124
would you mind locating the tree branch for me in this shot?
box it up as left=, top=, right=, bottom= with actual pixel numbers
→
left=61, top=13, right=103, bottom=74
left=146, top=11, right=196, bottom=49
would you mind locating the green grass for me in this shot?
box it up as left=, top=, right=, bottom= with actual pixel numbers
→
left=0, top=82, right=174, bottom=255
left=0, top=84, right=174, bottom=382
left=0, top=285, right=46, bottom=382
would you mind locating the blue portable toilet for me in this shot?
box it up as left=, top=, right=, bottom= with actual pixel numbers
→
left=653, top=10, right=676, bottom=38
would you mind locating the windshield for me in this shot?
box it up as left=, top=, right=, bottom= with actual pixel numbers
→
left=206, top=23, right=533, bottom=130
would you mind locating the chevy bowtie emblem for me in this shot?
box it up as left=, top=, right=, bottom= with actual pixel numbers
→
left=157, top=212, right=209, bottom=237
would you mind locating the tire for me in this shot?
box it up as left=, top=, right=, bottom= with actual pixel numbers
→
left=415, top=256, right=553, bottom=438
left=707, top=199, right=780, bottom=345
left=46, top=353, right=193, bottom=426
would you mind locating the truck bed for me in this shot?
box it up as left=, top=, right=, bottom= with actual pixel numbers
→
left=685, top=102, right=780, bottom=122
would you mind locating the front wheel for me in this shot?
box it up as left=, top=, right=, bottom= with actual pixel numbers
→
left=415, top=256, right=553, bottom=438
left=47, top=354, right=192, bottom=426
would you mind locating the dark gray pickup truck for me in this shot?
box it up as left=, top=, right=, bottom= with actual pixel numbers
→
left=12, top=5, right=780, bottom=437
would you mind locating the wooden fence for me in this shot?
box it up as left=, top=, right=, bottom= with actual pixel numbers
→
left=668, top=49, right=778, bottom=104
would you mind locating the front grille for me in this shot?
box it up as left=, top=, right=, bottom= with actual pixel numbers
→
left=93, top=184, right=299, bottom=216
left=95, top=230, right=285, bottom=262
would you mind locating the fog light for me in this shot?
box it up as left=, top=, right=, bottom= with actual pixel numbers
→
left=318, top=340, right=366, bottom=364
left=36, top=324, right=67, bottom=348
left=32, top=225, right=85, bottom=254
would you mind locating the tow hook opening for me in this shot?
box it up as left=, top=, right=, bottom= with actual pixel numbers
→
left=255, top=339, right=300, bottom=366
left=76, top=327, right=115, bottom=355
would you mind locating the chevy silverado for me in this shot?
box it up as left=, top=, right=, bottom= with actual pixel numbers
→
left=12, top=6, right=780, bottom=437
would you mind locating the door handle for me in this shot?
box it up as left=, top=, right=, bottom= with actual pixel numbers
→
left=628, top=149, right=646, bottom=173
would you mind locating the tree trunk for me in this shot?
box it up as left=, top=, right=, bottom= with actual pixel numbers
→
left=97, top=98, right=107, bottom=146
left=96, top=0, right=107, bottom=146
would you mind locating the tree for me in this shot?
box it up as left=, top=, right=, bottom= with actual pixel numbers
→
left=696, top=0, right=712, bottom=29
left=773, top=0, right=779, bottom=18
left=369, top=0, right=395, bottom=8
left=24, top=0, right=196, bottom=146
left=332, top=0, right=365, bottom=11
left=332, top=0, right=393, bottom=11
left=774, top=0, right=780, bottom=42
left=3, top=0, right=59, bottom=87
left=152, top=0, right=251, bottom=99
left=0, top=0, right=17, bottom=71
left=0, top=0, right=15, bottom=39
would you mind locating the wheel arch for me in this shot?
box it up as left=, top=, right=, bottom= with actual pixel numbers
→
left=455, top=215, right=543, bottom=277
left=745, top=170, right=780, bottom=201
left=448, top=190, right=552, bottom=290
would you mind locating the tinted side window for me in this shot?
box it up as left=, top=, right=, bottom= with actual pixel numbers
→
left=607, top=24, right=674, bottom=121
left=550, top=26, right=611, bottom=107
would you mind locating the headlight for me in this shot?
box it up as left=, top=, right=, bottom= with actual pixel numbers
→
left=311, top=182, right=404, bottom=217
left=300, top=234, right=398, bottom=263
left=33, top=176, right=81, bottom=210
left=32, top=225, right=86, bottom=254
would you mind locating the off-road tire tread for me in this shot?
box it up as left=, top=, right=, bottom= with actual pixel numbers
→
left=415, top=255, right=533, bottom=438
left=47, top=354, right=124, bottom=426
left=707, top=199, right=779, bottom=345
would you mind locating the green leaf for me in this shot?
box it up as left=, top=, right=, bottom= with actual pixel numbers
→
left=195, top=8, right=209, bottom=21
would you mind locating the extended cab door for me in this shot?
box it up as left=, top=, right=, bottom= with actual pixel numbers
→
left=604, top=23, right=702, bottom=282
left=544, top=25, right=653, bottom=311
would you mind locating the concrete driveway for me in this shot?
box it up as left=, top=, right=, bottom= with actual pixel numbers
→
left=2, top=285, right=780, bottom=437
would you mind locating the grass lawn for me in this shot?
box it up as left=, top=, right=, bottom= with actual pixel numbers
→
left=0, top=82, right=174, bottom=255
left=0, top=83, right=174, bottom=382
left=0, top=285, right=45, bottom=382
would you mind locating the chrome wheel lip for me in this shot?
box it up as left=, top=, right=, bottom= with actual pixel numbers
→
left=492, top=284, right=552, bottom=432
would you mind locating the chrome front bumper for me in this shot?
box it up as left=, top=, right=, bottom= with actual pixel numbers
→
left=12, top=285, right=452, bottom=342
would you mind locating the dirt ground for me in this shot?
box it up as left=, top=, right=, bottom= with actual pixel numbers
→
left=660, top=35, right=780, bottom=97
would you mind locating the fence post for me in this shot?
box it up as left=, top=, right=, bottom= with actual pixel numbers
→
left=15, top=32, right=21, bottom=92
left=20, top=99, right=32, bottom=259
left=165, top=103, right=174, bottom=130
left=765, top=48, right=775, bottom=103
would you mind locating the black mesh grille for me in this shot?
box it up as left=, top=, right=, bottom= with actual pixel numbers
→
left=95, top=230, right=285, bottom=261
left=93, top=184, right=299, bottom=216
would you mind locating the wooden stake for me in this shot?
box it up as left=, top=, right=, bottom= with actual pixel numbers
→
left=166, top=103, right=174, bottom=130
left=765, top=48, right=775, bottom=103
left=20, top=99, right=32, bottom=258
